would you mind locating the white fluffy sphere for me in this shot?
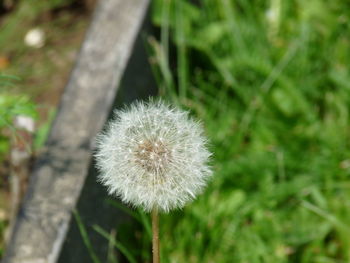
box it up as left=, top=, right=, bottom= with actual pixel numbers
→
left=95, top=100, right=212, bottom=213
left=24, top=28, right=45, bottom=48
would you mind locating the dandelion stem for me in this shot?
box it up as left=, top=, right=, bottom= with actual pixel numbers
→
left=152, top=208, right=160, bottom=263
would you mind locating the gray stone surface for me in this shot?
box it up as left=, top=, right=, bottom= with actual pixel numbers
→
left=2, top=0, right=154, bottom=262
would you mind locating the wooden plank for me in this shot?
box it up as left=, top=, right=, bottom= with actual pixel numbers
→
left=3, top=0, right=151, bottom=262
left=58, top=12, right=158, bottom=263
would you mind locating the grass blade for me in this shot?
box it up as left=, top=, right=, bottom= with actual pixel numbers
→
left=73, top=210, right=101, bottom=263
left=93, top=225, right=137, bottom=263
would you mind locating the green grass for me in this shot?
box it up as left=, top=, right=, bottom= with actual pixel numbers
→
left=80, top=0, right=350, bottom=262
left=84, top=1, right=350, bottom=262
left=147, top=0, right=350, bottom=262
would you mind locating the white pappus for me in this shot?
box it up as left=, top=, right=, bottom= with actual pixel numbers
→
left=95, top=100, right=212, bottom=213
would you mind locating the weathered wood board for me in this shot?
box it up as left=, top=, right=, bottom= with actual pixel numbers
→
left=3, top=0, right=156, bottom=262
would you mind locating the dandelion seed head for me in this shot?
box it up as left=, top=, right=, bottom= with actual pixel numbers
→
left=95, top=100, right=212, bottom=213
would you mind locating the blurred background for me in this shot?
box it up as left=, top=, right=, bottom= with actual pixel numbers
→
left=1, top=0, right=350, bottom=262
left=0, top=0, right=94, bottom=257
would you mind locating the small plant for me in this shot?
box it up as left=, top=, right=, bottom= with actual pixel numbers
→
left=0, top=75, right=38, bottom=258
left=0, top=75, right=38, bottom=160
left=95, top=100, right=212, bottom=263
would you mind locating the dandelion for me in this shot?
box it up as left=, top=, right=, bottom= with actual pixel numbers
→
left=95, top=100, right=212, bottom=263
left=24, top=28, right=45, bottom=48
